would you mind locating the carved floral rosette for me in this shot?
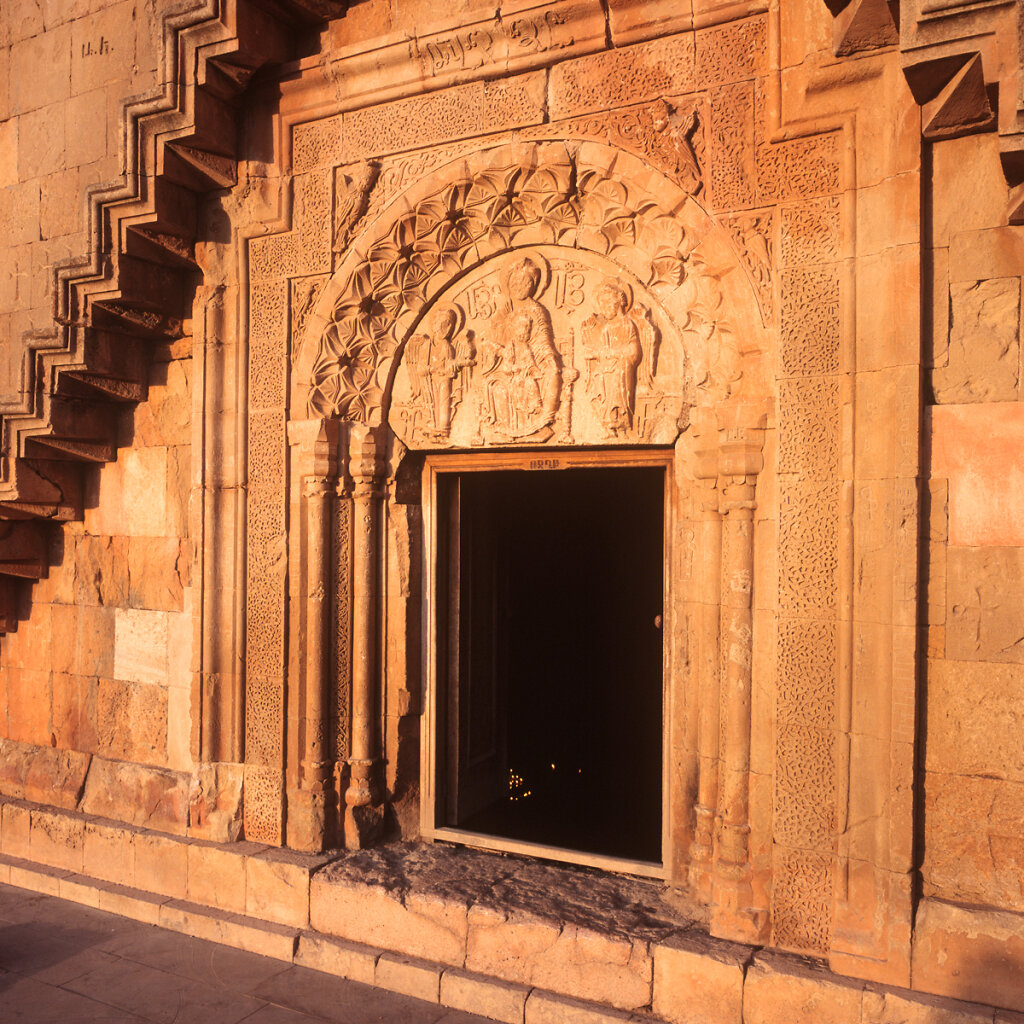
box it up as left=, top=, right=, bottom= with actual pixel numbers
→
left=293, top=141, right=768, bottom=435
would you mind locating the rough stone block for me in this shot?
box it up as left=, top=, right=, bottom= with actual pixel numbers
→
left=96, top=677, right=168, bottom=765
left=466, top=904, right=652, bottom=1012
left=524, top=990, right=634, bottom=1024
left=113, top=608, right=170, bottom=687
left=51, top=672, right=98, bottom=754
left=83, top=819, right=132, bottom=887
left=7, top=668, right=51, bottom=747
left=59, top=873, right=101, bottom=908
left=97, top=880, right=168, bottom=925
left=9, top=859, right=68, bottom=897
left=862, top=987, right=997, bottom=1024
left=375, top=952, right=442, bottom=1003
left=187, top=839, right=253, bottom=914
left=926, top=660, right=1024, bottom=782
left=1, top=800, right=31, bottom=859
left=80, top=757, right=188, bottom=835
left=923, top=771, right=1024, bottom=911
left=159, top=899, right=298, bottom=961
left=75, top=606, right=116, bottom=678
left=946, top=548, right=1024, bottom=664
left=440, top=967, right=530, bottom=1024
left=187, top=761, right=243, bottom=843
left=74, top=535, right=129, bottom=608
left=295, top=932, right=378, bottom=985
left=933, top=279, right=1020, bottom=404
left=29, top=807, right=85, bottom=873
left=127, top=536, right=186, bottom=612
left=652, top=930, right=748, bottom=1024
left=129, top=828, right=187, bottom=899
left=310, top=873, right=469, bottom=967
left=743, top=951, right=864, bottom=1024
left=913, top=899, right=1024, bottom=1011
left=245, top=849, right=313, bottom=928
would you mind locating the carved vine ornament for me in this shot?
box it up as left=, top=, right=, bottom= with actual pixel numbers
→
left=301, top=142, right=758, bottom=444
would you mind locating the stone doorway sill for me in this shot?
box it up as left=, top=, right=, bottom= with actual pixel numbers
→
left=0, top=797, right=1003, bottom=1024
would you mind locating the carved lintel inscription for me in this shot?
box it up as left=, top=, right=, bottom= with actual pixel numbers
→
left=415, top=11, right=571, bottom=78
left=389, top=247, right=688, bottom=449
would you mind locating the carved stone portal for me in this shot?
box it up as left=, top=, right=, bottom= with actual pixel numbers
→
left=389, top=248, right=689, bottom=448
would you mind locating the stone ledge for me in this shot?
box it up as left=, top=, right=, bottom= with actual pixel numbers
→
left=0, top=804, right=1019, bottom=1024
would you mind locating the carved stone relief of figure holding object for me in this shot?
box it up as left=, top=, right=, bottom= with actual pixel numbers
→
left=405, top=304, right=473, bottom=439
left=478, top=256, right=561, bottom=441
left=582, top=281, right=659, bottom=437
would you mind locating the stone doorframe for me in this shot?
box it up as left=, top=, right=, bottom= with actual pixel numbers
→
left=278, top=139, right=776, bottom=944
left=193, top=4, right=922, bottom=980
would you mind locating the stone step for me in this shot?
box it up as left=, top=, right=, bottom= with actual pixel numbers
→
left=0, top=797, right=1005, bottom=1024
left=0, top=850, right=659, bottom=1024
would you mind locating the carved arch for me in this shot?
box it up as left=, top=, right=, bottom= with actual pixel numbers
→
left=292, top=140, right=772, bottom=426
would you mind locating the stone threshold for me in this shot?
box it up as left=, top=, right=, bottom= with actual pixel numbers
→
left=0, top=797, right=1010, bottom=1024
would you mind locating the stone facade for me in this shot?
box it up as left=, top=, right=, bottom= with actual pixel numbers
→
left=1, top=0, right=1023, bottom=1017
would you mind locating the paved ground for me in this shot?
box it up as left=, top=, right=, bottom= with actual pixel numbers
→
left=0, top=882, right=490, bottom=1024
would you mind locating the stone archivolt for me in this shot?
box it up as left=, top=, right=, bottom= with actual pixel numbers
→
left=295, top=141, right=766, bottom=433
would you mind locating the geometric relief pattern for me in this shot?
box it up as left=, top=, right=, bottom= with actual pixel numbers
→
left=777, top=617, right=837, bottom=724
left=780, top=266, right=841, bottom=376
left=778, top=478, right=839, bottom=617
left=778, top=377, right=840, bottom=480
left=773, top=136, right=841, bottom=954
left=775, top=721, right=836, bottom=847
left=709, top=81, right=756, bottom=211
left=245, top=257, right=289, bottom=845
left=333, top=498, right=353, bottom=760
left=771, top=847, right=833, bottom=952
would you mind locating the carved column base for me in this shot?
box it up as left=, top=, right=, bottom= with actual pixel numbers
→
left=286, top=786, right=329, bottom=853
left=343, top=758, right=384, bottom=849
left=711, top=866, right=770, bottom=943
left=688, top=805, right=716, bottom=900
left=344, top=802, right=386, bottom=849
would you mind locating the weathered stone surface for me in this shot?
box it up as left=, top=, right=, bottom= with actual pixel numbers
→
left=933, top=280, right=1020, bottom=404
left=311, top=843, right=513, bottom=965
left=130, top=828, right=188, bottom=900
left=127, top=537, right=186, bottom=612
left=375, top=952, right=442, bottom=1002
left=652, top=930, right=749, bottom=1024
left=96, top=677, right=167, bottom=765
left=467, top=861, right=677, bottom=1010
left=295, top=932, right=378, bottom=984
left=113, top=608, right=170, bottom=687
left=946, top=548, right=1024, bottom=664
left=83, top=817, right=133, bottom=887
left=245, top=847, right=326, bottom=928
left=862, top=987, right=997, bottom=1024
left=187, top=838, right=263, bottom=914
left=913, top=899, right=1024, bottom=1011
left=0, top=738, right=90, bottom=809
left=743, top=951, right=864, bottom=1024
left=80, top=757, right=188, bottom=835
left=29, top=806, right=85, bottom=873
left=923, top=771, right=1024, bottom=911
left=926, top=660, right=1024, bottom=782
left=440, top=967, right=530, bottom=1024
left=187, top=762, right=243, bottom=843
left=524, top=990, right=634, bottom=1024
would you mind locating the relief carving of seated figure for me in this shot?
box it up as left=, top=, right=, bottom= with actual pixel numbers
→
left=477, top=256, right=561, bottom=441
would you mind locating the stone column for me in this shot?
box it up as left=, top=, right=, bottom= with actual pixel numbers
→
left=344, top=423, right=386, bottom=847
left=710, top=402, right=769, bottom=943
left=688, top=410, right=722, bottom=902
left=287, top=420, right=338, bottom=852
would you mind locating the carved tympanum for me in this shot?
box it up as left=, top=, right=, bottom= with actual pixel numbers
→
left=389, top=248, right=687, bottom=448
left=301, top=142, right=759, bottom=429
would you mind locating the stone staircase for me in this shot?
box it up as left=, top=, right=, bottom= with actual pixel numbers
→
left=0, top=0, right=346, bottom=633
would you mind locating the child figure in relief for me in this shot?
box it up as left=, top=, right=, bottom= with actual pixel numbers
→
left=582, top=281, right=655, bottom=438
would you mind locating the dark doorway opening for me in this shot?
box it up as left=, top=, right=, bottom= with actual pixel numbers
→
left=436, top=464, right=664, bottom=863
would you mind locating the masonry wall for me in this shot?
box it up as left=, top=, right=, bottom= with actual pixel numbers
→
left=923, top=131, right=1024, bottom=914
left=0, top=0, right=166, bottom=402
